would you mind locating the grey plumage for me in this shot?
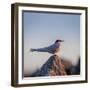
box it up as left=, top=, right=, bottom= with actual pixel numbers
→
left=30, top=43, right=60, bottom=54
left=30, top=40, right=64, bottom=54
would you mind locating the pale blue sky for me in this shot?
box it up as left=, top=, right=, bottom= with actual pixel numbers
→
left=23, top=11, right=80, bottom=75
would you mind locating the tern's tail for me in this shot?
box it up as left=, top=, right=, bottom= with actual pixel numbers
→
left=30, top=48, right=36, bottom=52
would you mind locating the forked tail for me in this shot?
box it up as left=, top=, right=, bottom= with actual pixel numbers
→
left=30, top=48, right=37, bottom=52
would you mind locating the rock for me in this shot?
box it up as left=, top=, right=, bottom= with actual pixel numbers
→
left=49, top=55, right=67, bottom=76
left=30, top=55, right=73, bottom=77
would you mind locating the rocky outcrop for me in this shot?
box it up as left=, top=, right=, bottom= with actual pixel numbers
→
left=49, top=55, right=67, bottom=76
left=30, top=55, right=73, bottom=77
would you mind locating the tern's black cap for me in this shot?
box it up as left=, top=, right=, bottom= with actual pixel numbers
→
left=55, top=39, right=64, bottom=43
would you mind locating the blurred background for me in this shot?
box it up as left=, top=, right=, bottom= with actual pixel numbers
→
left=23, top=11, right=80, bottom=76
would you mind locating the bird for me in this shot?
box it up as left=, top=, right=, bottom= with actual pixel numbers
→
left=30, top=40, right=64, bottom=54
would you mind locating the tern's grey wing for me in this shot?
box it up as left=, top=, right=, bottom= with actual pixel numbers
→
left=45, top=43, right=59, bottom=53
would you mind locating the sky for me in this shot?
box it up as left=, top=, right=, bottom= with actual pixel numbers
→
left=23, top=11, right=80, bottom=76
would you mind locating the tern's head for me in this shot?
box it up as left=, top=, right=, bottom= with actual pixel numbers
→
left=55, top=39, right=64, bottom=44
